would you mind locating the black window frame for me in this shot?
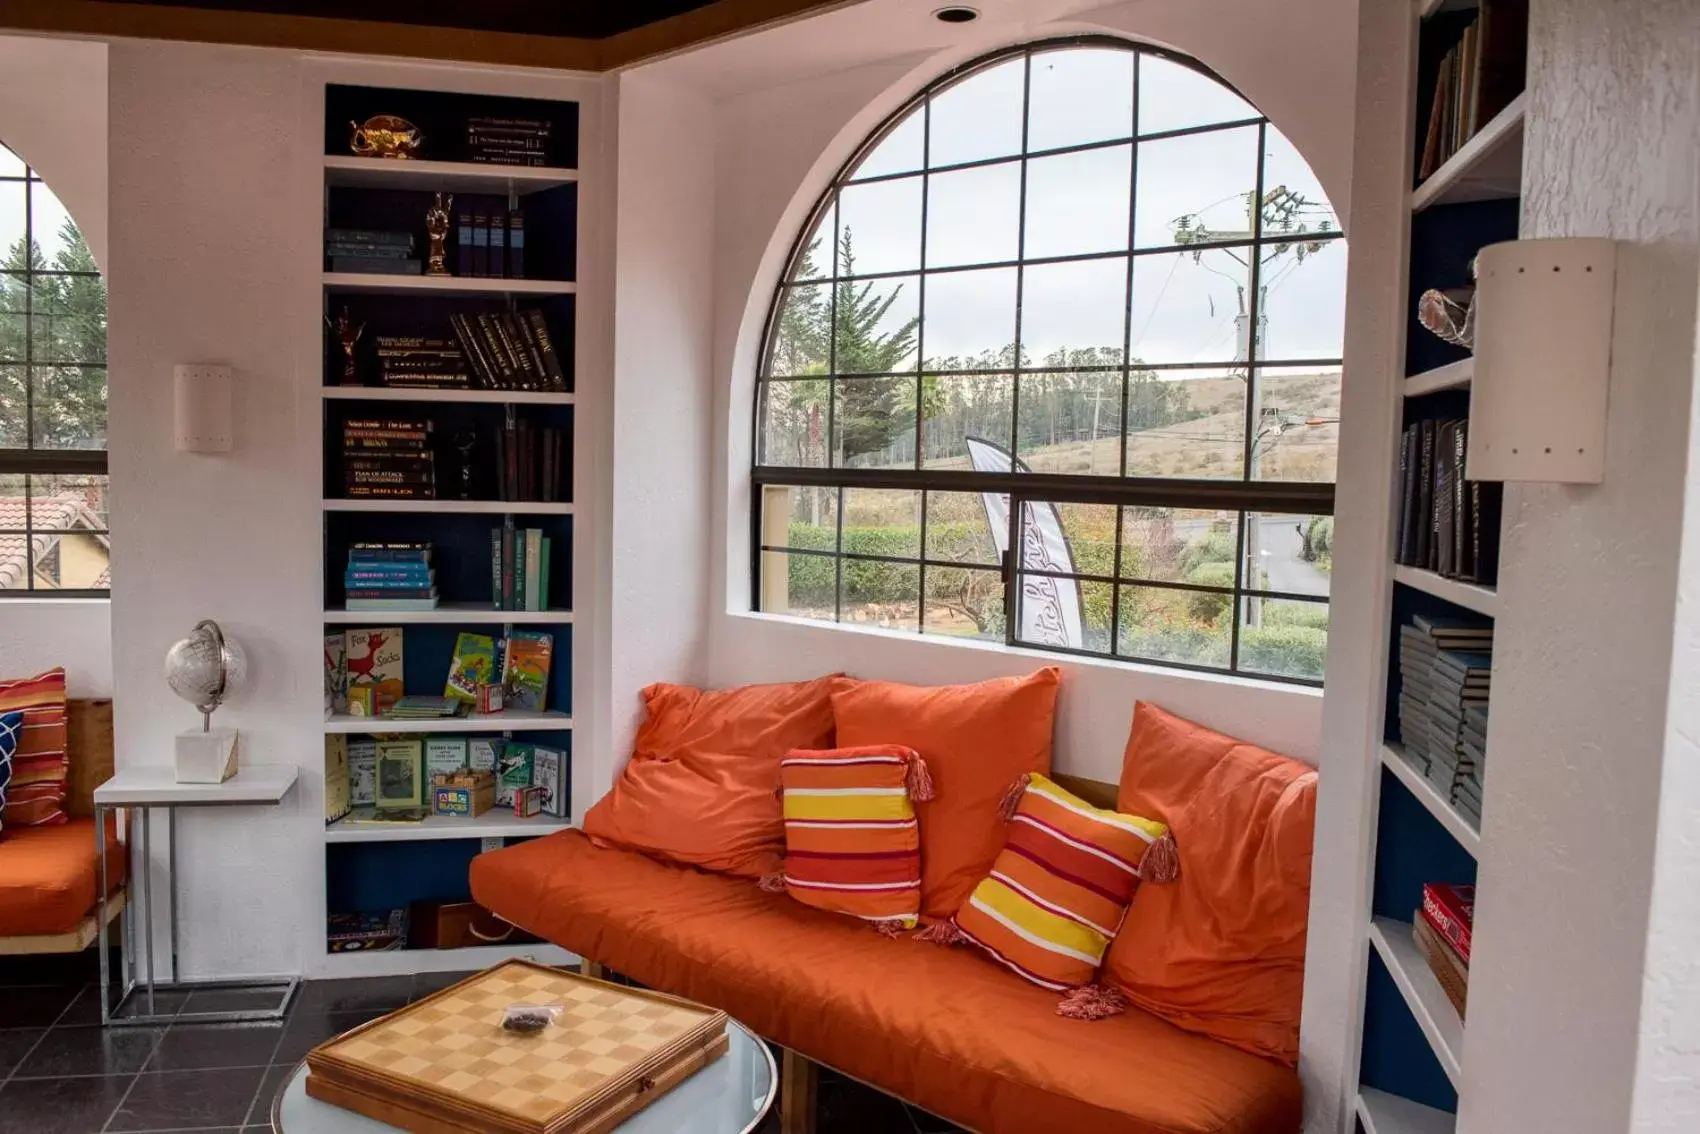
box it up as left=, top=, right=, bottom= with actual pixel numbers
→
left=0, top=142, right=110, bottom=598
left=750, top=37, right=1340, bottom=685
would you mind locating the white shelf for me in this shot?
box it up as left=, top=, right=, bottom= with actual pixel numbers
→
left=1381, top=744, right=1482, bottom=857
left=94, top=764, right=299, bottom=807
left=323, top=272, right=576, bottom=297
left=1392, top=565, right=1500, bottom=618
left=1356, top=1088, right=1456, bottom=1134
left=325, top=811, right=571, bottom=843
left=1368, top=917, right=1465, bottom=1086
left=320, top=942, right=575, bottom=979
left=1412, top=91, right=1526, bottom=212
left=323, top=155, right=577, bottom=194
left=324, top=603, right=574, bottom=625
left=322, top=499, right=574, bottom=515
left=1405, top=358, right=1474, bottom=397
left=324, top=709, right=572, bottom=734
left=322, top=387, right=574, bottom=406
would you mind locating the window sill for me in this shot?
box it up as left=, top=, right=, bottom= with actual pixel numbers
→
left=723, top=609, right=1324, bottom=698
left=0, top=595, right=112, bottom=607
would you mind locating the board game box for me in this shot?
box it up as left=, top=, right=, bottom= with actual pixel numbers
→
left=305, top=960, right=728, bottom=1133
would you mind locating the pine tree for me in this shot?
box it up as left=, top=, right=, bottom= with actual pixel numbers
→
left=831, top=229, right=917, bottom=464
left=0, top=218, right=106, bottom=451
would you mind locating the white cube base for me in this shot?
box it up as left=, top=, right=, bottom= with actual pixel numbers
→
left=174, top=727, right=240, bottom=783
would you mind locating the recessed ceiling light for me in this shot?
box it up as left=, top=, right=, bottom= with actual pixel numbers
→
left=933, top=6, right=980, bottom=23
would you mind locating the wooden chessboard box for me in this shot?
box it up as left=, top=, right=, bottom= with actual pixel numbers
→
left=304, top=960, right=728, bottom=1134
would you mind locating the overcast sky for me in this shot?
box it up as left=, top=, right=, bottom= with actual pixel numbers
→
left=794, top=47, right=1345, bottom=376
left=0, top=147, right=79, bottom=268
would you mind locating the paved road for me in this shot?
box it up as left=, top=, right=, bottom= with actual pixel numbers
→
left=1168, top=515, right=1330, bottom=596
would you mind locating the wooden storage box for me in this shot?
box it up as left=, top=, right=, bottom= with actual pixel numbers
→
left=305, top=960, right=728, bottom=1134
left=432, top=770, right=495, bottom=818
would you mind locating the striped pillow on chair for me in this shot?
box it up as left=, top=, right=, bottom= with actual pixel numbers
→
left=947, top=772, right=1175, bottom=996
left=0, top=668, right=70, bottom=828
left=769, top=745, right=934, bottom=932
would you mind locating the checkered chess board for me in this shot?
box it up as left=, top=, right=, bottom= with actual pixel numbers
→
left=311, top=962, right=725, bottom=1129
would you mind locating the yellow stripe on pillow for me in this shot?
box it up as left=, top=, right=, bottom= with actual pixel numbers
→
left=782, top=790, right=914, bottom=823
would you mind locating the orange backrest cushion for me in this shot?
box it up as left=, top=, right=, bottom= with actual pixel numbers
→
left=832, top=668, right=1061, bottom=920
left=1102, top=702, right=1317, bottom=1066
left=581, top=677, right=838, bottom=878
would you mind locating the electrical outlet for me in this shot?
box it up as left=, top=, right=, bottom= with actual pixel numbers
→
left=481, top=837, right=502, bottom=853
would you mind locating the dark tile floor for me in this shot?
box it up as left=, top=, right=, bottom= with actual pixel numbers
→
left=0, top=950, right=961, bottom=1134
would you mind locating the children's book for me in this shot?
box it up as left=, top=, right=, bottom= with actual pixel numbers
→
left=530, top=744, right=565, bottom=818
left=445, top=632, right=497, bottom=704
left=348, top=738, right=378, bottom=806
left=502, top=630, right=554, bottom=711
left=497, top=743, right=535, bottom=807
left=344, top=627, right=404, bottom=714
left=324, top=634, right=348, bottom=718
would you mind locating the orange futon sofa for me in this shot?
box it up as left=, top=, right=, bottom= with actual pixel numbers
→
left=471, top=827, right=1301, bottom=1134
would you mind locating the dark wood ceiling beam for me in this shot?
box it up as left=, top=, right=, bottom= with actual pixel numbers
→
left=0, top=0, right=855, bottom=71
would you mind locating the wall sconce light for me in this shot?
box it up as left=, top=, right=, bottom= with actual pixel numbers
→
left=173, top=364, right=233, bottom=453
left=1467, top=238, right=1616, bottom=484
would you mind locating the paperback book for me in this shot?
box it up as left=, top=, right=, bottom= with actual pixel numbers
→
left=501, top=630, right=554, bottom=711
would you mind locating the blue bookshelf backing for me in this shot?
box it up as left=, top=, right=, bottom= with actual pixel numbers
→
left=1374, top=766, right=1477, bottom=922
left=1361, top=945, right=1460, bottom=1114
left=1406, top=199, right=1519, bottom=376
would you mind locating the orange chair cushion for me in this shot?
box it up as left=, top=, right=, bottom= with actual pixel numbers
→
left=1102, top=703, right=1318, bottom=1066
left=832, top=668, right=1060, bottom=919
left=472, top=830, right=1300, bottom=1134
left=580, top=677, right=837, bottom=879
left=0, top=817, right=126, bottom=936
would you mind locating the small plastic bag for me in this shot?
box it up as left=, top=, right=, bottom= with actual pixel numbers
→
left=500, top=1003, right=564, bottom=1035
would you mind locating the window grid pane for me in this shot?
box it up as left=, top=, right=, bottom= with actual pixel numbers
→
left=0, top=141, right=109, bottom=595
left=752, top=40, right=1340, bottom=684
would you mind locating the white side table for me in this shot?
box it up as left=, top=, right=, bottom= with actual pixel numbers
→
left=94, top=763, right=301, bottom=1027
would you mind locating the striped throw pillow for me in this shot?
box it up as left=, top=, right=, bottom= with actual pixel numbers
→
left=771, top=745, right=934, bottom=931
left=0, top=668, right=70, bottom=828
left=950, top=773, right=1174, bottom=991
left=0, top=710, right=19, bottom=837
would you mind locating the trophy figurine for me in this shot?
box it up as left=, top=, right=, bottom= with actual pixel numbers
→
left=325, top=306, right=366, bottom=387
left=425, top=192, right=454, bottom=277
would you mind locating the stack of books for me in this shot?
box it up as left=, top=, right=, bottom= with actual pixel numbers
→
left=1397, top=614, right=1493, bottom=824
left=1417, top=0, right=1528, bottom=181
left=342, top=417, right=435, bottom=500
left=326, top=228, right=419, bottom=275
left=345, top=542, right=439, bottom=612
left=449, top=311, right=566, bottom=391
left=491, top=525, right=555, bottom=612
left=1395, top=417, right=1502, bottom=584
left=375, top=336, right=469, bottom=389
left=454, top=208, right=525, bottom=279
left=465, top=115, right=552, bottom=166
left=496, top=418, right=567, bottom=502
left=1411, top=882, right=1473, bottom=1017
left=385, top=695, right=465, bottom=720
left=327, top=908, right=408, bottom=953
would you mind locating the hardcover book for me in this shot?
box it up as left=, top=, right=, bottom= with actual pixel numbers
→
left=348, top=738, right=378, bottom=806
left=324, top=633, right=347, bottom=717
left=424, top=736, right=469, bottom=781
left=530, top=744, right=565, bottom=818
left=345, top=627, right=404, bottom=715
left=496, top=743, right=534, bottom=808
left=468, top=736, right=504, bottom=775
left=375, top=738, right=425, bottom=809
left=1422, top=882, right=1475, bottom=964
left=445, top=632, right=497, bottom=704
left=325, top=735, right=350, bottom=824
left=502, top=630, right=553, bottom=711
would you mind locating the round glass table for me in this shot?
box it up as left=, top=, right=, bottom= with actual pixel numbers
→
left=270, top=1015, right=776, bottom=1133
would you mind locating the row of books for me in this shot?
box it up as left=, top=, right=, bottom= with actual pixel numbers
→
left=1412, top=882, right=1473, bottom=1018
left=1397, top=614, right=1491, bottom=829
left=456, top=208, right=526, bottom=278
left=449, top=310, right=567, bottom=392
left=326, top=624, right=556, bottom=716
left=341, top=417, right=435, bottom=499
left=345, top=542, right=439, bottom=611
left=1395, top=416, right=1500, bottom=584
left=373, top=336, right=468, bottom=389
left=326, top=733, right=565, bottom=822
left=496, top=419, right=568, bottom=503
left=326, top=227, right=420, bottom=276
left=492, top=525, right=556, bottom=612
left=466, top=115, right=552, bottom=167
left=1417, top=0, right=1528, bottom=181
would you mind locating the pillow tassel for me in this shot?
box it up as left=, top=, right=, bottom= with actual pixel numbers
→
left=997, top=774, right=1030, bottom=821
left=873, top=919, right=908, bottom=939
left=1056, top=984, right=1127, bottom=1021
left=757, top=871, right=787, bottom=893
left=914, top=919, right=969, bottom=946
left=1138, top=832, right=1180, bottom=883
left=905, top=752, right=936, bottom=802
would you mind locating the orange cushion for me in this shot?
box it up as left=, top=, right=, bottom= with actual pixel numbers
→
left=832, top=668, right=1060, bottom=919
left=0, top=668, right=69, bottom=828
left=1102, top=703, right=1317, bottom=1066
left=581, top=677, right=837, bottom=878
left=779, top=745, right=924, bottom=929
left=0, top=817, right=126, bottom=936
left=472, top=830, right=1300, bottom=1134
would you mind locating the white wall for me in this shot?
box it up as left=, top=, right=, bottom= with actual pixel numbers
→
left=0, top=34, right=113, bottom=696
left=1459, top=2, right=1700, bottom=1132
left=607, top=0, right=1354, bottom=787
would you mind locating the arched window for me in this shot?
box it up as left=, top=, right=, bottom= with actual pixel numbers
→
left=752, top=39, right=1344, bottom=683
left=0, top=142, right=108, bottom=595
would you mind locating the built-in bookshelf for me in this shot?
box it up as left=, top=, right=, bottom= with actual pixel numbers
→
left=318, top=79, right=581, bottom=972
left=1354, top=0, right=1527, bottom=1126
